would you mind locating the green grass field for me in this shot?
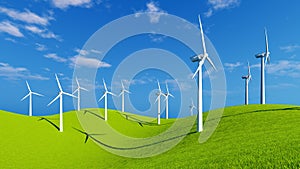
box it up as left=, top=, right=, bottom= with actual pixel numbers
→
left=0, top=104, right=299, bottom=168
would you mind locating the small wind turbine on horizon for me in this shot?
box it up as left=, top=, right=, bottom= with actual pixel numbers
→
left=73, top=77, right=88, bottom=111
left=119, top=80, right=131, bottom=113
left=255, top=28, right=270, bottom=105
left=21, top=81, right=43, bottom=116
left=189, top=99, right=196, bottom=116
left=164, top=82, right=174, bottom=119
left=48, top=74, right=77, bottom=132
left=98, top=79, right=116, bottom=121
left=155, top=80, right=164, bottom=125
left=190, top=14, right=217, bottom=132
left=242, top=62, right=252, bottom=105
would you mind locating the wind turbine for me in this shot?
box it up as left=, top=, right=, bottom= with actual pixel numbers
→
left=255, top=28, right=270, bottom=105
left=189, top=99, right=196, bottom=116
left=21, top=81, right=43, bottom=116
left=98, top=79, right=116, bottom=121
left=119, top=80, right=130, bottom=112
left=48, top=74, right=77, bottom=132
left=155, top=80, right=164, bottom=125
left=164, top=82, right=174, bottom=119
left=190, top=15, right=216, bottom=132
left=241, top=62, right=252, bottom=105
left=73, top=77, right=88, bottom=111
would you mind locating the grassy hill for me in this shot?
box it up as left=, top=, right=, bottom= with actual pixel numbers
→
left=0, top=104, right=299, bottom=168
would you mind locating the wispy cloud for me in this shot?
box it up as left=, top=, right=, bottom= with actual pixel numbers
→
left=70, top=56, right=111, bottom=69
left=0, top=7, right=51, bottom=26
left=51, top=0, right=93, bottom=9
left=25, top=25, right=60, bottom=40
left=280, top=44, right=300, bottom=53
left=263, top=60, right=300, bottom=77
left=224, top=62, right=242, bottom=72
left=44, top=53, right=67, bottom=63
left=35, top=43, right=47, bottom=51
left=148, top=33, right=166, bottom=43
left=135, top=1, right=167, bottom=24
left=0, top=62, right=48, bottom=80
left=205, top=0, right=240, bottom=17
left=0, top=21, right=24, bottom=37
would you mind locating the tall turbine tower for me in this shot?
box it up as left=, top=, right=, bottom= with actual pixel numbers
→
left=98, top=79, right=116, bottom=121
left=48, top=74, right=77, bottom=132
left=164, top=82, right=174, bottom=119
left=190, top=15, right=216, bottom=132
left=119, top=81, right=130, bottom=112
left=21, top=81, right=43, bottom=116
left=241, top=62, right=252, bottom=105
left=73, top=77, right=88, bottom=111
left=255, top=28, right=270, bottom=104
left=155, top=81, right=164, bottom=125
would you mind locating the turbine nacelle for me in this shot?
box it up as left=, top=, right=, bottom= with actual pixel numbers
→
left=190, top=53, right=207, bottom=62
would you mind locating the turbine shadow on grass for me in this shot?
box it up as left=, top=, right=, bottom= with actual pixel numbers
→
left=82, top=110, right=105, bottom=120
left=73, top=126, right=197, bottom=150
left=37, top=117, right=60, bottom=131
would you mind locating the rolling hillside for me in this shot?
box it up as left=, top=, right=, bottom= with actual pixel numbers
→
left=0, top=104, right=299, bottom=168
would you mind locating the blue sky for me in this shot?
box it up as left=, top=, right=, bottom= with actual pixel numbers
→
left=1, top=0, right=300, bottom=117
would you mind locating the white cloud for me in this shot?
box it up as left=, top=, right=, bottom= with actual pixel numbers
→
left=0, top=62, right=48, bottom=80
left=70, top=56, right=111, bottom=69
left=205, top=0, right=240, bottom=17
left=135, top=1, right=167, bottom=24
left=0, top=7, right=51, bottom=26
left=44, top=53, right=67, bottom=63
left=280, top=44, right=300, bottom=53
left=35, top=43, right=47, bottom=51
left=5, top=37, right=17, bottom=43
left=265, top=60, right=300, bottom=77
left=90, top=49, right=102, bottom=54
left=25, top=25, right=60, bottom=40
left=148, top=33, right=166, bottom=43
left=52, top=0, right=92, bottom=9
left=0, top=21, right=23, bottom=37
left=224, top=62, right=242, bottom=72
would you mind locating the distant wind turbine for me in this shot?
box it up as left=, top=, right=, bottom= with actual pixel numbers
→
left=241, top=62, right=252, bottom=105
left=73, top=77, right=88, bottom=111
left=48, top=74, right=77, bottom=132
left=255, top=28, right=270, bottom=104
left=119, top=81, right=130, bottom=113
left=155, top=80, right=164, bottom=125
left=189, top=99, right=196, bottom=116
left=21, top=81, right=43, bottom=116
left=98, top=79, right=116, bottom=121
left=164, top=82, right=174, bottom=119
left=190, top=15, right=216, bottom=132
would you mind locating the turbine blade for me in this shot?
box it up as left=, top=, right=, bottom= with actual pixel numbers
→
left=98, top=93, right=106, bottom=102
left=206, top=56, right=217, bottom=70
left=192, top=66, right=201, bottom=79
left=76, top=77, right=80, bottom=88
left=103, top=79, right=107, bottom=91
left=55, top=74, right=63, bottom=92
left=124, top=89, right=131, bottom=94
left=26, top=81, right=31, bottom=92
left=62, top=92, right=77, bottom=98
left=32, top=92, right=43, bottom=97
left=155, top=95, right=160, bottom=103
left=169, top=93, right=175, bottom=98
left=72, top=88, right=79, bottom=95
left=21, top=93, right=30, bottom=101
left=121, top=81, right=125, bottom=90
left=107, top=91, right=116, bottom=96
left=118, top=91, right=124, bottom=97
left=166, top=82, right=169, bottom=94
left=265, top=28, right=269, bottom=57
left=248, top=62, right=251, bottom=76
left=157, top=80, right=161, bottom=92
left=48, top=94, right=60, bottom=106
left=81, top=87, right=88, bottom=91
left=198, top=14, right=207, bottom=55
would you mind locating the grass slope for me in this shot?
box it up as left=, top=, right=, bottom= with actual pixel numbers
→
left=0, top=104, right=299, bottom=168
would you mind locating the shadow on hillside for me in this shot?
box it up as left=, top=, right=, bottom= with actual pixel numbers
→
left=37, top=117, right=60, bottom=131
left=82, top=110, right=105, bottom=120
left=72, top=127, right=105, bottom=143
left=73, top=126, right=197, bottom=150
left=205, top=106, right=300, bottom=122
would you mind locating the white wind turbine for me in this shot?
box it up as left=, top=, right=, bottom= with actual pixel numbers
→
left=119, top=81, right=130, bottom=113
left=255, top=28, right=270, bottom=105
left=241, top=62, right=252, bottom=105
left=73, top=77, right=88, bottom=111
left=48, top=74, right=77, bottom=132
left=98, top=79, right=116, bottom=121
left=155, top=80, right=164, bottom=125
left=189, top=99, right=196, bottom=116
left=164, top=82, right=174, bottom=119
left=190, top=15, right=216, bottom=132
left=21, top=81, right=43, bottom=116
